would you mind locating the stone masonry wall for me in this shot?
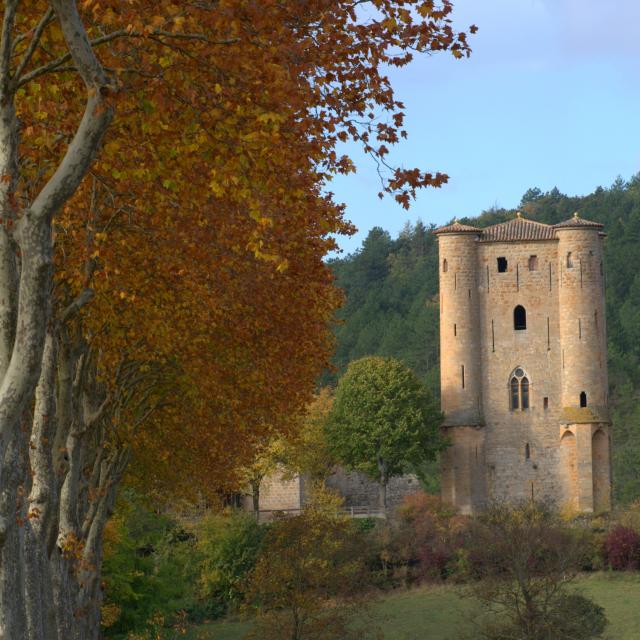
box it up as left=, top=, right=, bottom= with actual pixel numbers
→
left=438, top=222, right=611, bottom=514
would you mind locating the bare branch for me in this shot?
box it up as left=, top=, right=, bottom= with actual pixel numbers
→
left=59, top=288, right=94, bottom=325
left=0, top=0, right=19, bottom=93
left=12, top=7, right=54, bottom=87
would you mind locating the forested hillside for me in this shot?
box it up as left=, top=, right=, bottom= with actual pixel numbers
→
left=327, top=176, right=640, bottom=504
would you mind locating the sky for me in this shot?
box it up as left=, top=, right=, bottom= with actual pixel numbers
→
left=330, top=0, right=640, bottom=254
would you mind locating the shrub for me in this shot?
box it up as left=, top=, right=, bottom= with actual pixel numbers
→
left=604, top=525, right=640, bottom=570
left=195, top=511, right=266, bottom=616
left=463, top=500, right=607, bottom=640
left=245, top=506, right=377, bottom=640
left=395, top=491, right=468, bottom=583
left=101, top=493, right=197, bottom=638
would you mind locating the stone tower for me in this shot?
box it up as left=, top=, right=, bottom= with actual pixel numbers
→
left=434, top=213, right=611, bottom=514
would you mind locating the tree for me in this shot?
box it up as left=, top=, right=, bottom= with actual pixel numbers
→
left=327, top=357, right=445, bottom=515
left=464, top=501, right=607, bottom=640
left=0, top=2, right=475, bottom=637
left=245, top=499, right=376, bottom=640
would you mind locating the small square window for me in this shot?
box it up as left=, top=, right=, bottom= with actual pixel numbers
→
left=528, top=255, right=538, bottom=271
left=497, top=257, right=508, bottom=273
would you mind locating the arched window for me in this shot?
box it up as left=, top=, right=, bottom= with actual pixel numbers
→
left=509, top=367, right=531, bottom=411
left=443, top=259, right=448, bottom=273
left=510, top=377, right=519, bottom=410
left=580, top=391, right=587, bottom=408
left=521, top=377, right=530, bottom=409
left=514, top=305, right=527, bottom=330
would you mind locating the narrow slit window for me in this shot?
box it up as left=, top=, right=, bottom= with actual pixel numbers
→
left=580, top=391, right=587, bottom=408
left=491, top=320, right=495, bottom=352
left=521, top=377, right=529, bottom=409
left=510, top=377, right=519, bottom=410
left=461, top=365, right=465, bottom=389
left=443, top=258, right=448, bottom=273
left=454, top=323, right=457, bottom=336
left=525, top=443, right=531, bottom=460
left=547, top=317, right=550, bottom=350
left=468, top=289, right=471, bottom=299
left=543, top=397, right=549, bottom=410
left=514, top=305, right=527, bottom=330
left=566, top=252, right=573, bottom=268
left=497, top=257, right=507, bottom=273
left=528, top=255, right=538, bottom=271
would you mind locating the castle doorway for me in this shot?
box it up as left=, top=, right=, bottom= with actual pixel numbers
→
left=559, top=431, right=577, bottom=510
left=592, top=429, right=610, bottom=512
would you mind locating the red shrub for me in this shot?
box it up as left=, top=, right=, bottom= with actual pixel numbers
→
left=604, top=525, right=640, bottom=571
left=395, top=492, right=468, bottom=582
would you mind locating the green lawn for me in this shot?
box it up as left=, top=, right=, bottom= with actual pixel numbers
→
left=176, top=573, right=640, bottom=640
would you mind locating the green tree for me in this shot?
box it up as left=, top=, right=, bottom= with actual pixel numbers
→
left=327, top=357, right=445, bottom=516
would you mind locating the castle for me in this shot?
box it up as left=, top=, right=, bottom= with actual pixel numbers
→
left=434, top=212, right=612, bottom=515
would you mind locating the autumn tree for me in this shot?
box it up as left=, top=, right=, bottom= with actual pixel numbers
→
left=246, top=501, right=376, bottom=640
left=0, top=1, right=474, bottom=638
left=464, top=501, right=607, bottom=640
left=327, top=357, right=445, bottom=516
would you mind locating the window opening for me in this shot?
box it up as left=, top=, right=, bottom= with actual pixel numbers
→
left=468, top=289, right=471, bottom=299
left=521, top=377, right=529, bottom=409
left=497, top=257, right=507, bottom=273
left=567, top=252, right=573, bottom=268
left=491, top=320, right=495, bottom=352
left=579, top=318, right=582, bottom=340
left=486, top=265, right=490, bottom=291
left=525, top=443, right=531, bottom=460
left=443, top=259, right=448, bottom=273
left=543, top=397, right=549, bottom=410
left=510, top=377, right=519, bottom=410
left=461, top=365, right=465, bottom=389
left=594, top=310, right=598, bottom=331
left=600, top=261, right=603, bottom=276
left=580, top=391, right=587, bottom=408
left=454, top=323, right=457, bottom=337
left=514, top=305, right=527, bottom=330
left=547, top=317, right=550, bottom=350
left=454, top=273, right=457, bottom=290
left=528, top=255, right=538, bottom=271
left=580, top=259, right=583, bottom=287
left=510, top=367, right=530, bottom=411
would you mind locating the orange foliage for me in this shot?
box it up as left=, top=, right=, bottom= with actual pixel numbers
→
left=11, top=2, right=473, bottom=496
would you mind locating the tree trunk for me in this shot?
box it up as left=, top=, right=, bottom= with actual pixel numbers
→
left=377, top=457, right=388, bottom=518
left=251, top=478, right=261, bottom=522
left=378, top=479, right=388, bottom=518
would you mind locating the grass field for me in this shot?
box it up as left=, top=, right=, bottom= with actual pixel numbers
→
left=177, top=572, right=640, bottom=640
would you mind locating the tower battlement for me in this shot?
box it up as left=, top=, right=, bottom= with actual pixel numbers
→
left=435, top=213, right=611, bottom=514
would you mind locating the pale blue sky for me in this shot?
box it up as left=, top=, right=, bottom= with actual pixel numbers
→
left=330, top=0, right=640, bottom=254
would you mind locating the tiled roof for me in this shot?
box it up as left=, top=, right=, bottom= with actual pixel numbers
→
left=433, top=220, right=481, bottom=235
left=479, top=215, right=556, bottom=242
left=554, top=212, right=604, bottom=229
left=434, top=213, right=605, bottom=241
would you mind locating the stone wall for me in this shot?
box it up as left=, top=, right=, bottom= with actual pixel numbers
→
left=437, top=220, right=611, bottom=514
left=325, top=469, right=421, bottom=511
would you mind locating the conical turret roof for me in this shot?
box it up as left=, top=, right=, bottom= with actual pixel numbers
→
left=554, top=212, right=604, bottom=229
